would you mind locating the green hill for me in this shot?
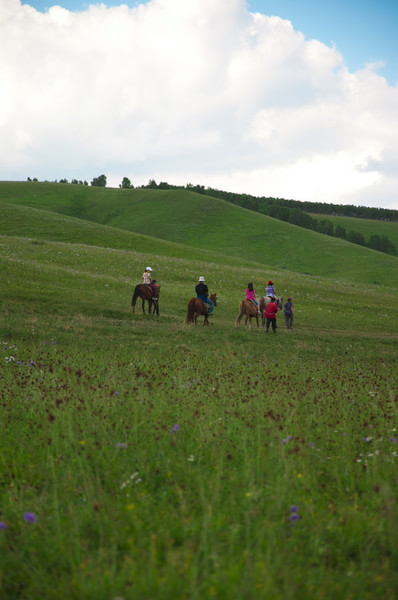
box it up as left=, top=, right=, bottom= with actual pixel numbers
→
left=308, top=212, right=398, bottom=249
left=1, top=181, right=398, bottom=288
left=1, top=182, right=398, bottom=600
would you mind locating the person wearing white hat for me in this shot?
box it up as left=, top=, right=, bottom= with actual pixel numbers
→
left=142, top=266, right=153, bottom=285
left=195, top=276, right=213, bottom=314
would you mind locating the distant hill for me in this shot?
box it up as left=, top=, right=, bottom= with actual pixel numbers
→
left=1, top=181, right=398, bottom=288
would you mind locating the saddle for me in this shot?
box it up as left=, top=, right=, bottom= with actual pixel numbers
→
left=144, top=284, right=158, bottom=298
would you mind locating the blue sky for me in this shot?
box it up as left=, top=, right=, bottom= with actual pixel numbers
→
left=4, top=0, right=398, bottom=207
left=24, top=0, right=398, bottom=85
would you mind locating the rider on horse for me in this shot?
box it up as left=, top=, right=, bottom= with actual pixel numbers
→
left=195, top=276, right=213, bottom=314
left=142, top=266, right=158, bottom=297
left=245, top=283, right=261, bottom=314
left=266, top=280, right=277, bottom=299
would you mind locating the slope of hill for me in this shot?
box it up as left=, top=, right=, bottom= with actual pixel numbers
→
left=308, top=212, right=398, bottom=248
left=1, top=182, right=398, bottom=288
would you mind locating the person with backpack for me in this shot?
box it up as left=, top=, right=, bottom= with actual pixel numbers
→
left=284, top=297, right=294, bottom=329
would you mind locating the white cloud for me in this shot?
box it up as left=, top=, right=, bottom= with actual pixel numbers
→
left=1, top=0, right=398, bottom=208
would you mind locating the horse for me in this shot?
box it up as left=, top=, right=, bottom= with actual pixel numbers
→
left=131, top=284, right=160, bottom=315
left=186, top=293, right=217, bottom=327
left=259, top=295, right=283, bottom=326
left=235, top=300, right=260, bottom=329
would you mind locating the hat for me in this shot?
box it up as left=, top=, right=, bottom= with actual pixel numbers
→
left=198, top=276, right=205, bottom=282
left=268, top=280, right=273, bottom=285
left=152, top=280, right=157, bottom=284
left=146, top=266, right=152, bottom=271
left=287, top=297, right=291, bottom=301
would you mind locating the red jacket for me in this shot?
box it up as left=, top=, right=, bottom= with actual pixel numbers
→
left=264, top=302, right=278, bottom=319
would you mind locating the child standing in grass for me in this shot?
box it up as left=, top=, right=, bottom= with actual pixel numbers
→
left=284, top=297, right=294, bottom=329
left=245, top=283, right=261, bottom=314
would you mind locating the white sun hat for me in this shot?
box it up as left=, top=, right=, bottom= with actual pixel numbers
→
left=146, top=266, right=153, bottom=271
left=198, top=276, right=205, bottom=281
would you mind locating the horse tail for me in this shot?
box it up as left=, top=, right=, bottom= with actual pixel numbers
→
left=131, top=285, right=140, bottom=312
left=186, top=298, right=196, bottom=324
left=235, top=301, right=245, bottom=327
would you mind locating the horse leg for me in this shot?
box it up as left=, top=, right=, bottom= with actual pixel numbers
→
left=255, top=314, right=259, bottom=328
left=141, top=298, right=146, bottom=314
left=148, top=299, right=152, bottom=315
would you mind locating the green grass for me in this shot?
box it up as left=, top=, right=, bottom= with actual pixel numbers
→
left=2, top=182, right=398, bottom=288
left=308, top=212, right=398, bottom=248
left=1, top=184, right=398, bottom=598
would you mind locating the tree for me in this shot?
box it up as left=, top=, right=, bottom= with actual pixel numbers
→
left=91, top=174, right=107, bottom=187
left=120, top=177, right=132, bottom=189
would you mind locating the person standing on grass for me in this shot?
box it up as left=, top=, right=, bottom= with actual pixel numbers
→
left=264, top=296, right=278, bottom=333
left=284, top=297, right=294, bottom=329
left=245, top=283, right=261, bottom=314
left=195, top=276, right=213, bottom=314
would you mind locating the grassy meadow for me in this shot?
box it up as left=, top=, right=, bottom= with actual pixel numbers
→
left=1, top=184, right=398, bottom=599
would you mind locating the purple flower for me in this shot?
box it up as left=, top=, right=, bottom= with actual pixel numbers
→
left=290, top=505, right=298, bottom=513
left=23, top=512, right=36, bottom=524
left=170, top=424, right=180, bottom=434
left=116, top=442, right=128, bottom=448
left=363, top=437, right=371, bottom=442
left=391, top=437, right=397, bottom=444
left=0, top=522, right=8, bottom=530
left=308, top=442, right=315, bottom=448
left=290, top=513, right=300, bottom=525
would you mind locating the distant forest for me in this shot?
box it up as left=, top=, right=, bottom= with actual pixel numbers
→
left=142, top=180, right=398, bottom=257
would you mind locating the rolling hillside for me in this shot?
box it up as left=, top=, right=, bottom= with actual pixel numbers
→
left=308, top=212, right=398, bottom=248
left=1, top=181, right=398, bottom=288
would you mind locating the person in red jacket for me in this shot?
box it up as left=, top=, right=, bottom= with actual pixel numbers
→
left=264, top=297, right=279, bottom=333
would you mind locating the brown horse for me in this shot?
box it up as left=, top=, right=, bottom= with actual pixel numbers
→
left=131, top=284, right=160, bottom=315
left=235, top=300, right=260, bottom=329
left=259, top=295, right=283, bottom=326
left=186, top=293, right=217, bottom=327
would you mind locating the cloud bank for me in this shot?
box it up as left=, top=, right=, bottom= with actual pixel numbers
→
left=1, top=0, right=398, bottom=207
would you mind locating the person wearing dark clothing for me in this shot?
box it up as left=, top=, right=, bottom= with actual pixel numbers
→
left=284, top=297, right=294, bottom=329
left=195, top=276, right=213, bottom=314
left=264, top=298, right=278, bottom=333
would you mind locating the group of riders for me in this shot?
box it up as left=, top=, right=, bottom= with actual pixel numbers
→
left=141, top=267, right=294, bottom=329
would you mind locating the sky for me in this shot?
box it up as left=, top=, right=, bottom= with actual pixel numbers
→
left=1, top=0, right=398, bottom=209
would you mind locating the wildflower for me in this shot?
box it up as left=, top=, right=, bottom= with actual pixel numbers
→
left=116, top=442, right=128, bottom=448
left=23, top=512, right=36, bottom=524
left=290, top=513, right=301, bottom=526
left=363, top=437, right=372, bottom=442
left=391, top=437, right=397, bottom=444
left=187, top=455, right=195, bottom=462
left=170, top=424, right=180, bottom=434
left=0, top=522, right=8, bottom=530
left=308, top=442, right=315, bottom=448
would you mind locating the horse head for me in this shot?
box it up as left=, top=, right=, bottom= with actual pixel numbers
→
left=210, top=293, right=217, bottom=306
